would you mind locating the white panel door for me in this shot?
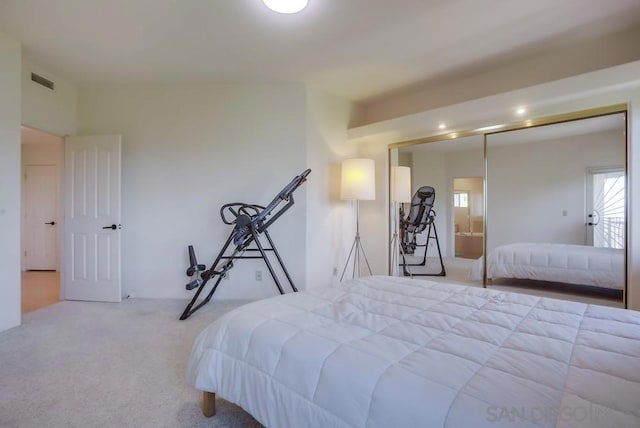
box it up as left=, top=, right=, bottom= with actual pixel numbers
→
left=24, top=164, right=58, bottom=270
left=63, top=135, right=122, bottom=302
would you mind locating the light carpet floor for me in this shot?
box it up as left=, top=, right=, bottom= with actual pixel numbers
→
left=21, top=271, right=60, bottom=313
left=0, top=298, right=261, bottom=428
left=402, top=256, right=624, bottom=308
left=2, top=264, right=623, bottom=428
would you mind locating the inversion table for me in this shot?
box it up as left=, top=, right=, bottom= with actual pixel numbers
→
left=180, top=168, right=311, bottom=320
left=399, top=185, right=446, bottom=277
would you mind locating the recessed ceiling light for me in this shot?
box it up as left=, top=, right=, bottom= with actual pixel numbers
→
left=516, top=106, right=527, bottom=116
left=263, top=0, right=308, bottom=14
left=438, top=123, right=446, bottom=130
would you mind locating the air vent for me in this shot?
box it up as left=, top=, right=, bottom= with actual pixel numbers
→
left=31, top=72, right=55, bottom=90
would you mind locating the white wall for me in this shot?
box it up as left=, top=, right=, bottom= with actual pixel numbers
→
left=305, top=89, right=357, bottom=288
left=351, top=61, right=640, bottom=309
left=487, top=130, right=624, bottom=251
left=358, top=141, right=389, bottom=275
left=358, top=26, right=640, bottom=126
left=22, top=141, right=63, bottom=164
left=21, top=58, right=77, bottom=136
left=0, top=32, right=22, bottom=332
left=78, top=83, right=308, bottom=300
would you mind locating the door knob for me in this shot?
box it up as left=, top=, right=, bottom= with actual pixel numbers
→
left=102, top=224, right=117, bottom=230
left=45, top=221, right=56, bottom=226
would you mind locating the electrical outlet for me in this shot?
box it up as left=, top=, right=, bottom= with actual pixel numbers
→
left=255, top=270, right=262, bottom=281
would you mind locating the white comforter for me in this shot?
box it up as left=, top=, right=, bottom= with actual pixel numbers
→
left=186, top=276, right=640, bottom=428
left=472, top=243, right=624, bottom=290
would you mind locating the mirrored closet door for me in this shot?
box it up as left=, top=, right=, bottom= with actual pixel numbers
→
left=388, top=107, right=627, bottom=307
left=484, top=112, right=626, bottom=300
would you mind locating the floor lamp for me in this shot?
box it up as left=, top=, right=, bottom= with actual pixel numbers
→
left=340, top=158, right=375, bottom=281
left=390, top=166, right=411, bottom=276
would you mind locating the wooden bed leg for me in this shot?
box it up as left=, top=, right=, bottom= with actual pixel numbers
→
left=203, top=391, right=216, bottom=417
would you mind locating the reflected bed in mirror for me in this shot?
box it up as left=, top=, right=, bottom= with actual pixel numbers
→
left=483, top=112, right=626, bottom=300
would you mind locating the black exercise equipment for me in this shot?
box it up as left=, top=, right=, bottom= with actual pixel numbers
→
left=180, top=168, right=311, bottom=320
left=399, top=186, right=446, bottom=277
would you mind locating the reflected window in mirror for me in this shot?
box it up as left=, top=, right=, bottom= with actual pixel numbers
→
left=453, top=191, right=468, bottom=208
left=587, top=167, right=625, bottom=249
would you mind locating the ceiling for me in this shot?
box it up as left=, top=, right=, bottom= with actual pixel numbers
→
left=1, top=0, right=640, bottom=102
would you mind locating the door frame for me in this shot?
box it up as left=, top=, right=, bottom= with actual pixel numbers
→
left=62, top=135, right=122, bottom=302
left=18, top=123, right=65, bottom=313
left=20, top=126, right=65, bottom=301
left=23, top=163, right=59, bottom=270
left=21, top=128, right=124, bottom=304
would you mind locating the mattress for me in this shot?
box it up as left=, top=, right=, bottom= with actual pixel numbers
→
left=186, top=276, right=640, bottom=428
left=471, top=243, right=624, bottom=290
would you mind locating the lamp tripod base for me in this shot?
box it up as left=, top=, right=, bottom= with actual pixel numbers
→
left=340, top=233, right=373, bottom=281
left=390, top=230, right=409, bottom=277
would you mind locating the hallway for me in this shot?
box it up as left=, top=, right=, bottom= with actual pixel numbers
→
left=22, top=271, right=59, bottom=313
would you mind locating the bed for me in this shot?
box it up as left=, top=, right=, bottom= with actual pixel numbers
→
left=186, top=275, right=640, bottom=427
left=471, top=243, right=624, bottom=290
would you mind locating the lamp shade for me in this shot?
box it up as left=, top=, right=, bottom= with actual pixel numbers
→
left=391, top=166, right=411, bottom=202
left=341, top=158, right=375, bottom=200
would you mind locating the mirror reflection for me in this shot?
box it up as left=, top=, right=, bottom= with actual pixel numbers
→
left=453, top=178, right=483, bottom=259
left=392, top=135, right=485, bottom=282
left=389, top=110, right=626, bottom=306
left=480, top=113, right=626, bottom=301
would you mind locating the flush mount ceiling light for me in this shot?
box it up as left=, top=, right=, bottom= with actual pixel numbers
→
left=263, top=0, right=308, bottom=14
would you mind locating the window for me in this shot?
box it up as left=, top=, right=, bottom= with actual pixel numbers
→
left=588, top=169, right=625, bottom=249
left=454, top=191, right=468, bottom=208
